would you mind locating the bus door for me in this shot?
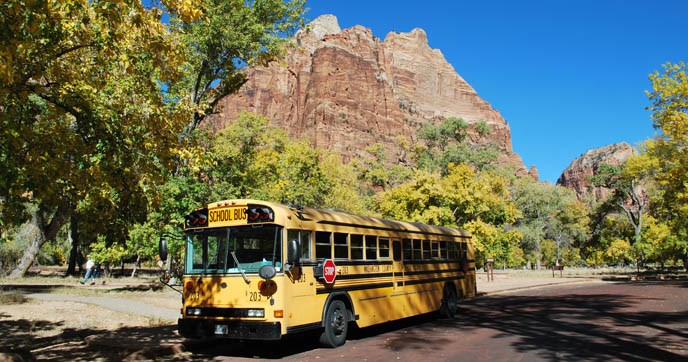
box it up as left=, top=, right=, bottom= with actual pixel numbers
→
left=391, top=239, right=404, bottom=289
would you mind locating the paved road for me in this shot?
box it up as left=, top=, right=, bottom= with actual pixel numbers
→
left=186, top=280, right=688, bottom=361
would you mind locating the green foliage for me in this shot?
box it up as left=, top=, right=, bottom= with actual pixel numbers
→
left=375, top=163, right=521, bottom=266
left=414, top=117, right=499, bottom=173
left=89, top=235, right=129, bottom=267
left=605, top=238, right=633, bottom=265
left=354, top=143, right=413, bottom=190
left=1, top=0, right=188, bottom=251
left=510, top=177, right=587, bottom=264
left=167, top=0, right=306, bottom=134
left=646, top=62, right=688, bottom=258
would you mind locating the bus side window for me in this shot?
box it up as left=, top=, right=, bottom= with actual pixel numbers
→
left=365, top=235, right=377, bottom=260
left=422, top=240, right=431, bottom=260
left=351, top=234, right=364, bottom=260
left=412, top=239, right=421, bottom=260
left=334, top=232, right=348, bottom=259
left=432, top=241, right=440, bottom=259
left=316, top=231, right=332, bottom=259
left=440, top=241, right=447, bottom=259
left=392, top=240, right=402, bottom=262
left=448, top=242, right=459, bottom=260
left=403, top=239, right=412, bottom=260
left=379, top=238, right=390, bottom=259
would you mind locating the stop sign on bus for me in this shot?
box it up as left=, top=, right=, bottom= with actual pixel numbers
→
left=323, top=259, right=337, bottom=284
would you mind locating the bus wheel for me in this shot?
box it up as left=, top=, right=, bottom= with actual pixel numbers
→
left=319, top=300, right=348, bottom=347
left=440, top=285, right=458, bottom=318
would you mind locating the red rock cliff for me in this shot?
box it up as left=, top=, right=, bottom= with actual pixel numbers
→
left=556, top=142, right=637, bottom=201
left=211, top=15, right=528, bottom=175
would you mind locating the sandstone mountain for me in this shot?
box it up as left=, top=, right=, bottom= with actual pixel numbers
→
left=210, top=15, right=530, bottom=176
left=556, top=142, right=637, bottom=201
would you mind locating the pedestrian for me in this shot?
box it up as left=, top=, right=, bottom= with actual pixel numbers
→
left=80, top=255, right=96, bottom=285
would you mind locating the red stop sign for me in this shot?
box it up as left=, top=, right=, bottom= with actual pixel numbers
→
left=323, top=259, right=337, bottom=284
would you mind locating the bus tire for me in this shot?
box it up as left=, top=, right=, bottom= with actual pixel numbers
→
left=319, top=300, right=348, bottom=348
left=440, top=284, right=458, bottom=318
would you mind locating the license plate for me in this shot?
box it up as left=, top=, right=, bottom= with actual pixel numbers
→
left=214, top=324, right=228, bottom=335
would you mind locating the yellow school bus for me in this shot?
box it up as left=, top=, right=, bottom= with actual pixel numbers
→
left=160, top=199, right=475, bottom=347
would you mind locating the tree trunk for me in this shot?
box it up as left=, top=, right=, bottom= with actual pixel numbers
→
left=130, top=253, right=140, bottom=278
left=66, top=212, right=80, bottom=276
left=9, top=200, right=70, bottom=278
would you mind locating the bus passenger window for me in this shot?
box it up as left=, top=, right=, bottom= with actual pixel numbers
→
left=365, top=235, right=377, bottom=260
left=412, top=239, right=421, bottom=260
left=422, top=240, right=431, bottom=260
left=431, top=241, right=440, bottom=259
left=448, top=242, right=459, bottom=260
left=379, top=238, right=390, bottom=258
left=440, top=241, right=447, bottom=259
left=403, top=239, right=412, bottom=260
left=316, top=231, right=332, bottom=259
left=350, top=234, right=363, bottom=260
left=393, top=241, right=402, bottom=262
left=334, top=233, right=348, bottom=259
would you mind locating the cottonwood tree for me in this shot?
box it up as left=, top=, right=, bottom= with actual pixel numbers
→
left=645, top=62, right=688, bottom=270
left=1, top=0, right=187, bottom=277
left=510, top=178, right=587, bottom=268
left=374, top=164, right=522, bottom=266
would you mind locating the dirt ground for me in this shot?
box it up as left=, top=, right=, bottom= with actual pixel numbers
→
left=0, top=275, right=188, bottom=361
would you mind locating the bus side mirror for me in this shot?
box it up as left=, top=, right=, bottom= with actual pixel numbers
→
left=159, top=237, right=168, bottom=262
left=287, top=239, right=301, bottom=265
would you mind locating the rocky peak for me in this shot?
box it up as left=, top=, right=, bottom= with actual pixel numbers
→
left=557, top=142, right=637, bottom=201
left=211, top=15, right=529, bottom=176
left=303, top=14, right=341, bottom=40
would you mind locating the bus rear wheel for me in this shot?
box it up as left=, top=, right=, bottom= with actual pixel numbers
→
left=319, top=300, right=348, bottom=347
left=440, top=285, right=458, bottom=318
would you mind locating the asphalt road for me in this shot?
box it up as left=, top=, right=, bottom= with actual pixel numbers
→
left=187, top=280, right=688, bottom=362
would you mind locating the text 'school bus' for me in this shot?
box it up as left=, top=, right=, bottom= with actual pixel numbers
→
left=159, top=199, right=476, bottom=347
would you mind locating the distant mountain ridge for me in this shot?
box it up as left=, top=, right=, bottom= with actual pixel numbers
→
left=210, top=15, right=531, bottom=177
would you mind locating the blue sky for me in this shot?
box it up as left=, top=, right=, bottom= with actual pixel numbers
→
left=305, top=0, right=687, bottom=183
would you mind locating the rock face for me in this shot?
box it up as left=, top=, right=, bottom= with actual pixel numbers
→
left=556, top=142, right=636, bottom=200
left=211, top=15, right=528, bottom=175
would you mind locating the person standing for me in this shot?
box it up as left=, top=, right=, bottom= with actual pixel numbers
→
left=80, top=255, right=96, bottom=285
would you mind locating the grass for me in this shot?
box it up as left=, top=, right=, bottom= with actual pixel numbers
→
left=0, top=289, right=27, bottom=304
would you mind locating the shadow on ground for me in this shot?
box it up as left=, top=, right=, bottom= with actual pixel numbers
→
left=3, top=280, right=686, bottom=361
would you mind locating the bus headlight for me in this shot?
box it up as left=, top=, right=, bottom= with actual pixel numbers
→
left=247, top=309, right=264, bottom=318
left=187, top=308, right=202, bottom=316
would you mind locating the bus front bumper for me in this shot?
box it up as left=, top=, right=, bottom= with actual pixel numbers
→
left=178, top=318, right=282, bottom=340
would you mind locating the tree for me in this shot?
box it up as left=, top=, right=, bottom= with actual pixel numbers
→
left=645, top=62, right=688, bottom=270
left=354, top=142, right=413, bottom=191
left=374, top=164, right=522, bottom=266
left=510, top=177, right=587, bottom=268
left=166, top=0, right=306, bottom=136
left=589, top=163, right=648, bottom=247
left=1, top=0, right=307, bottom=277
left=1, top=0, right=187, bottom=277
left=414, top=117, right=499, bottom=173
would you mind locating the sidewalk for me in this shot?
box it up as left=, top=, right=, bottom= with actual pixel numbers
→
left=476, top=270, right=600, bottom=295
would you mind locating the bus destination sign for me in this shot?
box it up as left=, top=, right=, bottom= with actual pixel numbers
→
left=208, top=206, right=247, bottom=227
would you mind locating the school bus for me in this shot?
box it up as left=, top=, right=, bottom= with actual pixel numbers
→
left=159, top=199, right=475, bottom=347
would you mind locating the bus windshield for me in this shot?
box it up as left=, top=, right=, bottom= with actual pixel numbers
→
left=185, top=225, right=282, bottom=274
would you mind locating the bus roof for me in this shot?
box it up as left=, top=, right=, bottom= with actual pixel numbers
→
left=207, top=199, right=471, bottom=238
